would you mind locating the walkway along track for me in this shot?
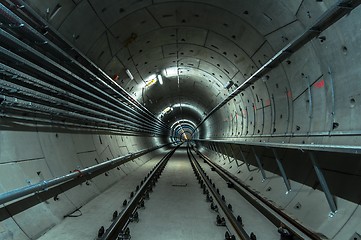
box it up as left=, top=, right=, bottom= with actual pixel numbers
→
left=0, top=144, right=171, bottom=222
left=194, top=147, right=322, bottom=240
left=187, top=146, right=251, bottom=240
left=98, top=146, right=179, bottom=240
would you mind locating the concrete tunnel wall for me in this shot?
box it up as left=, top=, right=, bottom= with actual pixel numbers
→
left=0, top=0, right=361, bottom=239
left=0, top=132, right=164, bottom=239
left=198, top=147, right=361, bottom=239
left=204, top=5, right=361, bottom=144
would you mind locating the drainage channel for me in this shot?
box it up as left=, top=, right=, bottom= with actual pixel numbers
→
left=187, top=147, right=250, bottom=240
left=97, top=146, right=179, bottom=240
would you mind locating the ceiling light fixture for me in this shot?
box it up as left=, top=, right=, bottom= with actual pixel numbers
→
left=125, top=69, right=134, bottom=80
left=157, top=74, right=163, bottom=85
left=163, top=67, right=178, bottom=77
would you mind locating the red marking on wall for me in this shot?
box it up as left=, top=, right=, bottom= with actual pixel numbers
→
left=287, top=90, right=292, bottom=98
left=113, top=74, right=119, bottom=81
left=253, top=105, right=257, bottom=110
left=265, top=99, right=271, bottom=106
left=242, top=109, right=247, bottom=117
left=236, top=114, right=239, bottom=119
left=314, top=79, right=325, bottom=88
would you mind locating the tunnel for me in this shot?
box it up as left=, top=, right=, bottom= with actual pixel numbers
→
left=0, top=0, right=361, bottom=239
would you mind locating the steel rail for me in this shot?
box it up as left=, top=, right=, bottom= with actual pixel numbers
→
left=1, top=4, right=167, bottom=133
left=0, top=144, right=171, bottom=206
left=0, top=30, right=168, bottom=133
left=187, top=147, right=250, bottom=240
left=0, top=1, right=169, bottom=130
left=0, top=51, right=167, bottom=135
left=0, top=81, right=167, bottom=135
left=101, top=146, right=179, bottom=240
left=0, top=63, right=167, bottom=134
left=196, top=149, right=321, bottom=240
left=0, top=115, right=156, bottom=136
left=196, top=139, right=361, bottom=155
left=0, top=94, right=168, bottom=136
left=202, top=130, right=361, bottom=139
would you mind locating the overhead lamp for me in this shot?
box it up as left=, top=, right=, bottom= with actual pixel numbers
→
left=157, top=74, right=163, bottom=85
left=125, top=69, right=134, bottom=80
left=224, top=81, right=234, bottom=90
left=162, top=67, right=178, bottom=77
left=161, top=106, right=173, bottom=115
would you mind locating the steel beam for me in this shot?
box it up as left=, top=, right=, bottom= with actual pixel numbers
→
left=272, top=149, right=291, bottom=193
left=309, top=152, right=337, bottom=214
left=238, top=147, right=252, bottom=171
left=222, top=143, right=233, bottom=163
left=0, top=143, right=170, bottom=206
left=215, top=143, right=225, bottom=159
left=252, top=147, right=267, bottom=181
left=229, top=144, right=237, bottom=163
left=196, top=139, right=361, bottom=155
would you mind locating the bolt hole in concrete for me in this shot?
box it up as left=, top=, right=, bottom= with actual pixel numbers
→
left=342, top=45, right=348, bottom=54
left=350, top=98, right=356, bottom=107
left=319, top=36, right=326, bottom=43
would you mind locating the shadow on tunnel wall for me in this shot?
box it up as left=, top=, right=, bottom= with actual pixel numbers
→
left=226, top=144, right=361, bottom=205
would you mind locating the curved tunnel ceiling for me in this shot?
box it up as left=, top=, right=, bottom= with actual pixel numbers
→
left=1, top=1, right=361, bottom=239
left=27, top=1, right=298, bottom=116
left=25, top=0, right=361, bottom=145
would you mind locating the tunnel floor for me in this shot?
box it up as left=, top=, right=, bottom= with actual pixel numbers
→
left=130, top=148, right=224, bottom=240
left=37, top=148, right=280, bottom=239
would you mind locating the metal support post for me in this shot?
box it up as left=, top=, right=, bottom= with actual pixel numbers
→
left=216, top=144, right=227, bottom=160
left=210, top=143, right=214, bottom=152
left=272, top=149, right=291, bottom=193
left=239, top=147, right=252, bottom=171
left=252, top=147, right=267, bottom=181
left=309, top=152, right=337, bottom=215
left=222, top=143, right=233, bottom=163
left=229, top=144, right=238, bottom=163
left=214, top=143, right=222, bottom=158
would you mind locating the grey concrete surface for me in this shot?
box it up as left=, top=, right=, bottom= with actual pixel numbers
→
left=197, top=155, right=280, bottom=239
left=202, top=150, right=361, bottom=240
left=130, top=149, right=225, bottom=240
left=37, top=155, right=162, bottom=240
left=1, top=0, right=361, bottom=239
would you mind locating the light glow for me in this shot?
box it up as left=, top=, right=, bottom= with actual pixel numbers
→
left=125, top=69, right=134, bottom=80
left=157, top=74, right=163, bottom=85
left=161, top=106, right=173, bottom=115
left=162, top=67, right=178, bottom=77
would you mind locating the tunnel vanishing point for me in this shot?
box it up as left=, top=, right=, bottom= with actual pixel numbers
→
left=0, top=0, right=361, bottom=240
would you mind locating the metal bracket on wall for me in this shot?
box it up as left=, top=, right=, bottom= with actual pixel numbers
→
left=216, top=143, right=227, bottom=161
left=222, top=143, right=233, bottom=163
left=229, top=144, right=237, bottom=163
left=272, top=149, right=291, bottom=193
left=213, top=142, right=222, bottom=158
left=252, top=147, right=267, bottom=181
left=239, top=147, right=252, bottom=172
left=309, top=152, right=337, bottom=215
